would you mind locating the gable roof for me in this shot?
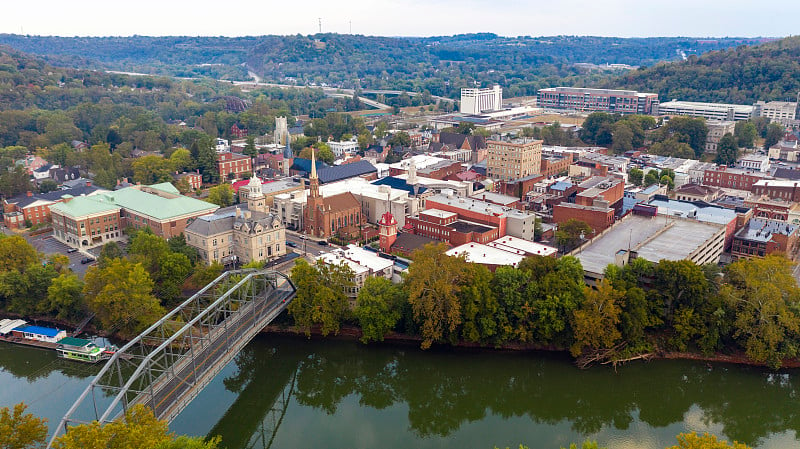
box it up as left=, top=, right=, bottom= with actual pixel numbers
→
left=438, top=132, right=486, bottom=150
left=323, top=192, right=361, bottom=211
left=6, top=185, right=102, bottom=209
left=291, top=158, right=328, bottom=174
left=317, top=160, right=377, bottom=184
left=773, top=168, right=800, bottom=181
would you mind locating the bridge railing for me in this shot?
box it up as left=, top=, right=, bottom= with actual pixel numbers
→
left=48, top=269, right=295, bottom=448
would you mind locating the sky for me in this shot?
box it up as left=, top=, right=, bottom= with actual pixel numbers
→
left=2, top=0, right=798, bottom=38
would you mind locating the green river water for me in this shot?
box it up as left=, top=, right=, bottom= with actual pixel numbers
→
left=1, top=335, right=799, bottom=449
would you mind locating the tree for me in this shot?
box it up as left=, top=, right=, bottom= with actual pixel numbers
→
left=459, top=263, right=498, bottom=343
left=764, top=122, right=784, bottom=149
left=522, top=256, right=586, bottom=345
left=243, top=135, right=257, bottom=158
left=97, top=241, right=123, bottom=268
left=649, top=137, right=695, bottom=159
left=555, top=219, right=592, bottom=252
left=611, top=121, right=634, bottom=154
left=132, top=155, right=173, bottom=184
left=52, top=404, right=219, bottom=449
left=570, top=280, right=623, bottom=357
left=189, top=135, right=218, bottom=184
left=0, top=165, right=34, bottom=198
left=643, top=169, right=659, bottom=187
left=628, top=168, right=643, bottom=186
left=580, top=112, right=616, bottom=145
left=720, top=255, right=800, bottom=368
left=0, top=236, right=40, bottom=273
left=355, top=277, right=404, bottom=343
left=45, top=273, right=84, bottom=320
left=288, top=259, right=353, bottom=337
left=405, top=243, right=467, bottom=349
left=734, top=121, right=757, bottom=148
left=169, top=148, right=193, bottom=172
left=388, top=131, right=412, bottom=148
left=173, top=177, right=192, bottom=194
left=658, top=116, right=708, bottom=157
left=0, top=403, right=47, bottom=449
left=715, top=134, right=739, bottom=166
left=207, top=184, right=233, bottom=207
left=83, top=259, right=165, bottom=338
left=667, top=432, right=751, bottom=449
left=38, top=179, right=59, bottom=194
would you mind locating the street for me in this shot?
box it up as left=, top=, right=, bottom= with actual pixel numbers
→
left=284, top=230, right=331, bottom=258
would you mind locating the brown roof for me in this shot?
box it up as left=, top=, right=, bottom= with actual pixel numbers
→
left=323, top=192, right=361, bottom=211
left=675, top=183, right=717, bottom=196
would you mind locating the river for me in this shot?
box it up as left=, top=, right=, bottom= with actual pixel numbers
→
left=1, top=335, right=799, bottom=449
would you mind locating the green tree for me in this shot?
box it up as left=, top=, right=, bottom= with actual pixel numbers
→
left=388, top=131, right=412, bottom=148
left=38, top=179, right=59, bottom=194
left=0, top=236, right=40, bottom=273
left=97, top=241, right=123, bottom=268
left=491, top=266, right=534, bottom=343
left=643, top=169, right=659, bottom=187
left=720, top=255, right=800, bottom=368
left=0, top=403, right=47, bottom=449
left=207, top=184, right=233, bottom=207
left=715, top=134, right=739, bottom=166
left=169, top=148, right=193, bottom=172
left=658, top=116, right=708, bottom=157
left=355, top=277, right=404, bottom=343
left=734, top=121, right=757, bottom=148
left=132, top=155, right=173, bottom=184
left=189, top=135, right=218, bottom=184
left=649, top=137, right=695, bottom=159
left=405, top=243, right=466, bottom=349
left=522, top=256, right=586, bottom=345
left=459, top=263, right=498, bottom=343
left=570, top=280, right=623, bottom=357
left=611, top=121, right=634, bottom=154
left=763, top=122, right=784, bottom=149
left=45, top=273, right=84, bottom=320
left=173, top=177, right=192, bottom=194
left=243, top=135, right=257, bottom=158
left=579, top=112, right=616, bottom=145
left=555, top=219, right=592, bottom=252
left=52, top=404, right=220, bottom=449
left=288, top=259, right=353, bottom=337
left=667, top=432, right=751, bottom=449
left=83, top=258, right=165, bottom=338
left=628, top=168, right=643, bottom=186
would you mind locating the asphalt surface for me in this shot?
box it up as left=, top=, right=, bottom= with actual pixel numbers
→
left=25, top=232, right=101, bottom=278
left=284, top=230, right=333, bottom=257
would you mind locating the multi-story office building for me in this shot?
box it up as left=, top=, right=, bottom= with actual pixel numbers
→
left=655, top=101, right=754, bottom=121
left=460, top=84, right=503, bottom=114
left=185, top=207, right=286, bottom=265
left=536, top=87, right=659, bottom=115
left=486, top=138, right=543, bottom=182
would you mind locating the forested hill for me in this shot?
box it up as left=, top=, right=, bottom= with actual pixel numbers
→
left=609, top=36, right=800, bottom=104
left=0, top=34, right=765, bottom=97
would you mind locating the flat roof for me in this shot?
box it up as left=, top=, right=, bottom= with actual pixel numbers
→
left=422, top=209, right=457, bottom=219
left=649, top=199, right=737, bottom=225
left=487, top=235, right=557, bottom=257
left=339, top=245, right=394, bottom=272
left=736, top=218, right=798, bottom=242
left=427, top=194, right=535, bottom=220
left=14, top=325, right=62, bottom=337
left=470, top=191, right=519, bottom=206
left=0, top=319, right=27, bottom=335
left=576, top=214, right=723, bottom=276
left=446, top=243, right=525, bottom=267
left=659, top=100, right=754, bottom=113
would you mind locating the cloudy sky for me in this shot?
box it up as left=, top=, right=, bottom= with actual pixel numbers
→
left=2, top=0, right=797, bottom=38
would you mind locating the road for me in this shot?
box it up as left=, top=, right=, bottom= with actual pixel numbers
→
left=284, top=230, right=331, bottom=258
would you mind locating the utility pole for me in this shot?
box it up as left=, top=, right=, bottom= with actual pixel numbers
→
left=349, top=21, right=352, bottom=34
left=318, top=18, right=322, bottom=34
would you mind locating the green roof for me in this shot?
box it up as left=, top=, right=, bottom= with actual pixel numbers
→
left=50, top=195, right=120, bottom=218
left=57, top=337, right=92, bottom=347
left=149, top=182, right=180, bottom=195
left=110, top=186, right=217, bottom=220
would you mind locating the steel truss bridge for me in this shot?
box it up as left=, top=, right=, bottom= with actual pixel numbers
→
left=48, top=269, right=296, bottom=447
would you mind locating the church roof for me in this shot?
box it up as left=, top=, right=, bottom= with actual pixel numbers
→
left=322, top=192, right=361, bottom=211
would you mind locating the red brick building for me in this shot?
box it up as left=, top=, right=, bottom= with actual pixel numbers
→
left=2, top=183, right=99, bottom=229
left=751, top=180, right=800, bottom=203
left=731, top=218, right=800, bottom=260
left=406, top=209, right=500, bottom=246
left=552, top=202, right=615, bottom=236
left=173, top=171, right=202, bottom=190
left=230, top=124, right=248, bottom=138
left=703, top=166, right=771, bottom=191
left=218, top=152, right=252, bottom=181
left=540, top=153, right=573, bottom=178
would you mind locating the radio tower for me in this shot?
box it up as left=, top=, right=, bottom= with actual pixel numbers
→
left=318, top=18, right=322, bottom=33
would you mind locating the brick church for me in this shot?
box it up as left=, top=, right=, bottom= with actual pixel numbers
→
left=304, top=149, right=363, bottom=239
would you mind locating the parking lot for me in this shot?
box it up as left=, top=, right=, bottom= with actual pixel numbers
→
left=26, top=232, right=98, bottom=278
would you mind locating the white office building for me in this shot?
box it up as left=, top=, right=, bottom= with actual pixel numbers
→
left=655, top=101, right=754, bottom=121
left=328, top=139, right=360, bottom=157
left=754, top=101, right=797, bottom=121
left=460, top=84, right=503, bottom=114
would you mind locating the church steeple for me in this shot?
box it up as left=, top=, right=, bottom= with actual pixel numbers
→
left=309, top=147, right=320, bottom=198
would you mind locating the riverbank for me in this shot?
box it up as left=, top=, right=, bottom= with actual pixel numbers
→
left=261, top=323, right=800, bottom=370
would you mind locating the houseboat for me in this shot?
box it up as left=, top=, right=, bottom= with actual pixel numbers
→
left=55, top=337, right=116, bottom=363
left=1, top=319, right=117, bottom=363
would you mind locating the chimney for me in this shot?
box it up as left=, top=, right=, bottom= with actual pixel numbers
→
left=86, top=181, right=91, bottom=187
left=235, top=207, right=241, bottom=218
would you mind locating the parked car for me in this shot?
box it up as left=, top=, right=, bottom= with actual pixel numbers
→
left=317, top=240, right=329, bottom=246
left=286, top=241, right=298, bottom=248
left=67, top=248, right=78, bottom=253
left=80, top=257, right=95, bottom=264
